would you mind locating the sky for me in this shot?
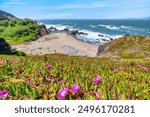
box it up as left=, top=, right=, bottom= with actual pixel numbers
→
left=0, top=0, right=150, bottom=20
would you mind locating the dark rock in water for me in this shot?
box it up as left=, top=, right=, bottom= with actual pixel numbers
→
left=98, top=34, right=113, bottom=41
left=63, top=28, right=69, bottom=32
left=60, top=28, right=70, bottom=34
left=78, top=32, right=88, bottom=35
left=110, top=38, right=113, bottom=41
left=69, top=30, right=88, bottom=36
left=48, top=26, right=88, bottom=38
left=124, top=34, right=130, bottom=36
left=70, top=30, right=79, bottom=35
left=48, top=26, right=58, bottom=32
left=101, top=39, right=109, bottom=41
left=98, top=34, right=104, bottom=37
left=105, top=35, right=109, bottom=38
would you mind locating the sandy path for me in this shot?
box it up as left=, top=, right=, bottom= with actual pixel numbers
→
left=12, top=33, right=99, bottom=57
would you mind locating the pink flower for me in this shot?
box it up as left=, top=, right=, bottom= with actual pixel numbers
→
left=143, top=67, right=148, bottom=71
left=0, top=90, right=9, bottom=98
left=45, top=64, right=51, bottom=70
left=71, top=84, right=80, bottom=93
left=113, top=69, right=118, bottom=73
left=12, top=61, right=17, bottom=65
left=138, top=65, right=142, bottom=68
left=95, top=93, right=100, bottom=100
left=93, top=76, right=102, bottom=85
left=118, top=67, right=124, bottom=71
left=0, top=60, right=4, bottom=64
left=57, top=87, right=68, bottom=100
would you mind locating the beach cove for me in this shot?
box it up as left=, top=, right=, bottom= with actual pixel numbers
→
left=12, top=32, right=99, bottom=57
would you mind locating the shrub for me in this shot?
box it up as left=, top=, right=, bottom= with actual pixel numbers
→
left=0, top=20, right=9, bottom=26
left=9, top=20, right=17, bottom=27
left=0, top=19, right=41, bottom=44
left=11, top=49, right=26, bottom=56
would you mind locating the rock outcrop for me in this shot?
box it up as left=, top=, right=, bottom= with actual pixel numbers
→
left=36, top=25, right=49, bottom=38
left=97, top=44, right=106, bottom=56
left=48, top=27, right=88, bottom=36
left=0, top=10, right=18, bottom=20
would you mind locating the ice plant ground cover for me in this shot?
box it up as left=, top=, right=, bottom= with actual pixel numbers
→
left=0, top=54, right=150, bottom=100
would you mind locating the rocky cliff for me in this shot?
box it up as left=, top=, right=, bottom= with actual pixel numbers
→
left=0, top=10, right=18, bottom=20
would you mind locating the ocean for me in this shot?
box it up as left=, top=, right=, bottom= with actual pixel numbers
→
left=38, top=19, right=150, bottom=43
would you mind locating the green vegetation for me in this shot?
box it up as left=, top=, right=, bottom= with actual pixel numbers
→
left=0, top=54, right=149, bottom=100
left=0, top=19, right=149, bottom=100
left=0, top=19, right=41, bottom=45
left=103, top=36, right=150, bottom=59
left=11, top=50, right=26, bottom=56
left=0, top=37, right=26, bottom=56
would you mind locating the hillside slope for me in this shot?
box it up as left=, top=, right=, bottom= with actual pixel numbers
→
left=0, top=10, right=49, bottom=45
left=98, top=36, right=150, bottom=59
left=0, top=54, right=150, bottom=100
left=0, top=10, right=18, bottom=20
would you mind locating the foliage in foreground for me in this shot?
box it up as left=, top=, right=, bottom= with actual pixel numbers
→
left=0, top=54, right=150, bottom=100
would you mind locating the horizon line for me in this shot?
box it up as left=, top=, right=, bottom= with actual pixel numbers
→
left=36, top=18, right=150, bottom=21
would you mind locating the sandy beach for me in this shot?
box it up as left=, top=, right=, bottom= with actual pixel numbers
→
left=12, top=33, right=99, bottom=57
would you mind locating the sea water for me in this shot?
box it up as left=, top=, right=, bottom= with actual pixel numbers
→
left=38, top=19, right=150, bottom=43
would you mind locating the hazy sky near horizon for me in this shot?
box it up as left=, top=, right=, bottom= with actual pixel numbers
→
left=0, top=0, right=149, bottom=19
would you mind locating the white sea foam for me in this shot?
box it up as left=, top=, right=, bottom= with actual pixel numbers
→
left=99, top=24, right=134, bottom=30
left=45, top=24, right=74, bottom=31
left=45, top=24, right=123, bottom=43
left=38, top=22, right=43, bottom=25
left=120, top=25, right=132, bottom=28
left=112, top=35, right=123, bottom=39
left=89, top=25, right=96, bottom=28
left=76, top=29, right=123, bottom=42
left=99, top=24, right=120, bottom=30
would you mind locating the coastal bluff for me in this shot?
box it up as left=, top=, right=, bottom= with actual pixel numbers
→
left=97, top=36, right=150, bottom=59
left=0, top=10, right=49, bottom=44
left=0, top=10, right=18, bottom=20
